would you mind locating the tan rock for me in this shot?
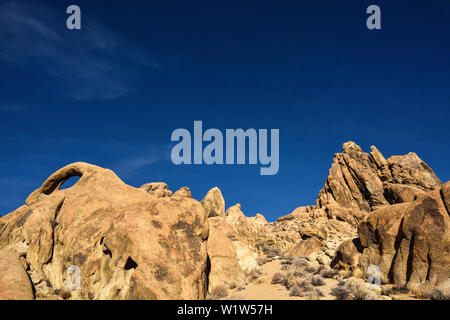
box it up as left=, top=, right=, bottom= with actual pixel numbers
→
left=173, top=186, right=193, bottom=199
left=0, top=162, right=209, bottom=300
left=331, top=238, right=362, bottom=272
left=206, top=217, right=245, bottom=290
left=0, top=250, right=34, bottom=300
left=317, top=142, right=442, bottom=226
left=287, top=237, right=322, bottom=258
left=201, top=187, right=225, bottom=218
left=334, top=182, right=450, bottom=288
left=140, top=182, right=173, bottom=198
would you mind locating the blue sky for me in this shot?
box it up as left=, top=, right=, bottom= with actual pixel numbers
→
left=0, top=0, right=449, bottom=221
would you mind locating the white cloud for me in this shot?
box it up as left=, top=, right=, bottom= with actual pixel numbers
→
left=0, top=1, right=161, bottom=101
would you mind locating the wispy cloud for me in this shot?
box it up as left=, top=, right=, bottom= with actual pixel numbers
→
left=115, top=155, right=161, bottom=175
left=0, top=103, right=26, bottom=113
left=0, top=1, right=161, bottom=101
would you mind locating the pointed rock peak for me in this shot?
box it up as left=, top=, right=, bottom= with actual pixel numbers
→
left=342, top=141, right=363, bottom=154
left=201, top=187, right=225, bottom=218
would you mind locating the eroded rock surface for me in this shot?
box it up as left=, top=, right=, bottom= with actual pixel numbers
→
left=0, top=249, right=34, bottom=300
left=333, top=182, right=450, bottom=289
left=201, top=187, right=226, bottom=218
left=0, top=163, right=209, bottom=300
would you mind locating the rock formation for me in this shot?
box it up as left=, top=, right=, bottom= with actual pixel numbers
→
left=201, top=187, right=226, bottom=218
left=0, top=163, right=209, bottom=300
left=333, top=182, right=450, bottom=289
left=0, top=249, right=34, bottom=300
left=0, top=141, right=448, bottom=300
left=317, top=142, right=442, bottom=225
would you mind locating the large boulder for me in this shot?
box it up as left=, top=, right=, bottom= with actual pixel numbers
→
left=201, top=187, right=225, bottom=218
left=0, top=162, right=209, bottom=300
left=334, top=181, right=450, bottom=289
left=206, top=217, right=246, bottom=290
left=0, top=250, right=34, bottom=300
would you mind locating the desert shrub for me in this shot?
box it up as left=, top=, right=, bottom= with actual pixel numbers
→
left=331, top=286, right=351, bottom=300
left=320, top=268, right=338, bottom=279
left=272, top=272, right=284, bottom=285
left=291, top=256, right=308, bottom=268
left=332, top=278, right=380, bottom=300
left=256, top=257, right=269, bottom=266
left=307, top=288, right=324, bottom=299
left=382, top=284, right=410, bottom=296
left=210, top=285, right=229, bottom=299
left=289, top=285, right=305, bottom=297
left=245, top=268, right=262, bottom=280
left=429, top=288, right=450, bottom=300
left=59, top=288, right=72, bottom=300
left=297, top=279, right=312, bottom=292
left=282, top=273, right=297, bottom=290
left=304, top=266, right=316, bottom=273
left=228, top=282, right=237, bottom=289
left=311, top=275, right=326, bottom=287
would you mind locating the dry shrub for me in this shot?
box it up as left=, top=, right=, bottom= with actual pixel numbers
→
left=429, top=287, right=450, bottom=300
left=311, top=275, right=326, bottom=287
left=320, top=268, right=339, bottom=279
left=272, top=272, right=284, bottom=285
left=331, top=278, right=380, bottom=300
left=210, top=285, right=229, bottom=299
left=307, top=288, right=324, bottom=299
left=291, top=256, right=308, bottom=268
left=256, top=257, right=269, bottom=266
left=304, top=266, right=316, bottom=273
left=290, top=285, right=305, bottom=297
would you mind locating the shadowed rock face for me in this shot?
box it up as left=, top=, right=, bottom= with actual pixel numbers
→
left=0, top=162, right=209, bottom=300
left=333, top=181, right=450, bottom=289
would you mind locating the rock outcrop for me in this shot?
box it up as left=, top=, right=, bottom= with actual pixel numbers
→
left=140, top=182, right=173, bottom=198
left=333, top=182, right=450, bottom=289
left=0, top=141, right=447, bottom=300
left=317, top=142, right=442, bottom=225
left=0, top=162, right=209, bottom=300
left=206, top=217, right=247, bottom=290
left=0, top=250, right=34, bottom=300
left=201, top=187, right=225, bottom=218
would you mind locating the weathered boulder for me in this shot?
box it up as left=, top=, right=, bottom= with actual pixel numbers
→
left=201, top=187, right=225, bottom=218
left=287, top=237, right=322, bottom=258
left=334, top=182, right=450, bottom=289
left=206, top=217, right=245, bottom=290
left=331, top=238, right=363, bottom=272
left=173, top=186, right=193, bottom=199
left=140, top=182, right=173, bottom=198
left=0, top=162, right=209, bottom=300
left=0, top=250, right=34, bottom=300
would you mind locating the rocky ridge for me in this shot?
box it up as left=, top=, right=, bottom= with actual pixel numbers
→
left=0, top=142, right=448, bottom=300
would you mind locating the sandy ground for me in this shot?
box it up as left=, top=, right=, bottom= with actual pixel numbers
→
left=227, top=259, right=339, bottom=300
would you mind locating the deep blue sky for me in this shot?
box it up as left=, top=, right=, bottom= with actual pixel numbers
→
left=0, top=0, right=449, bottom=221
